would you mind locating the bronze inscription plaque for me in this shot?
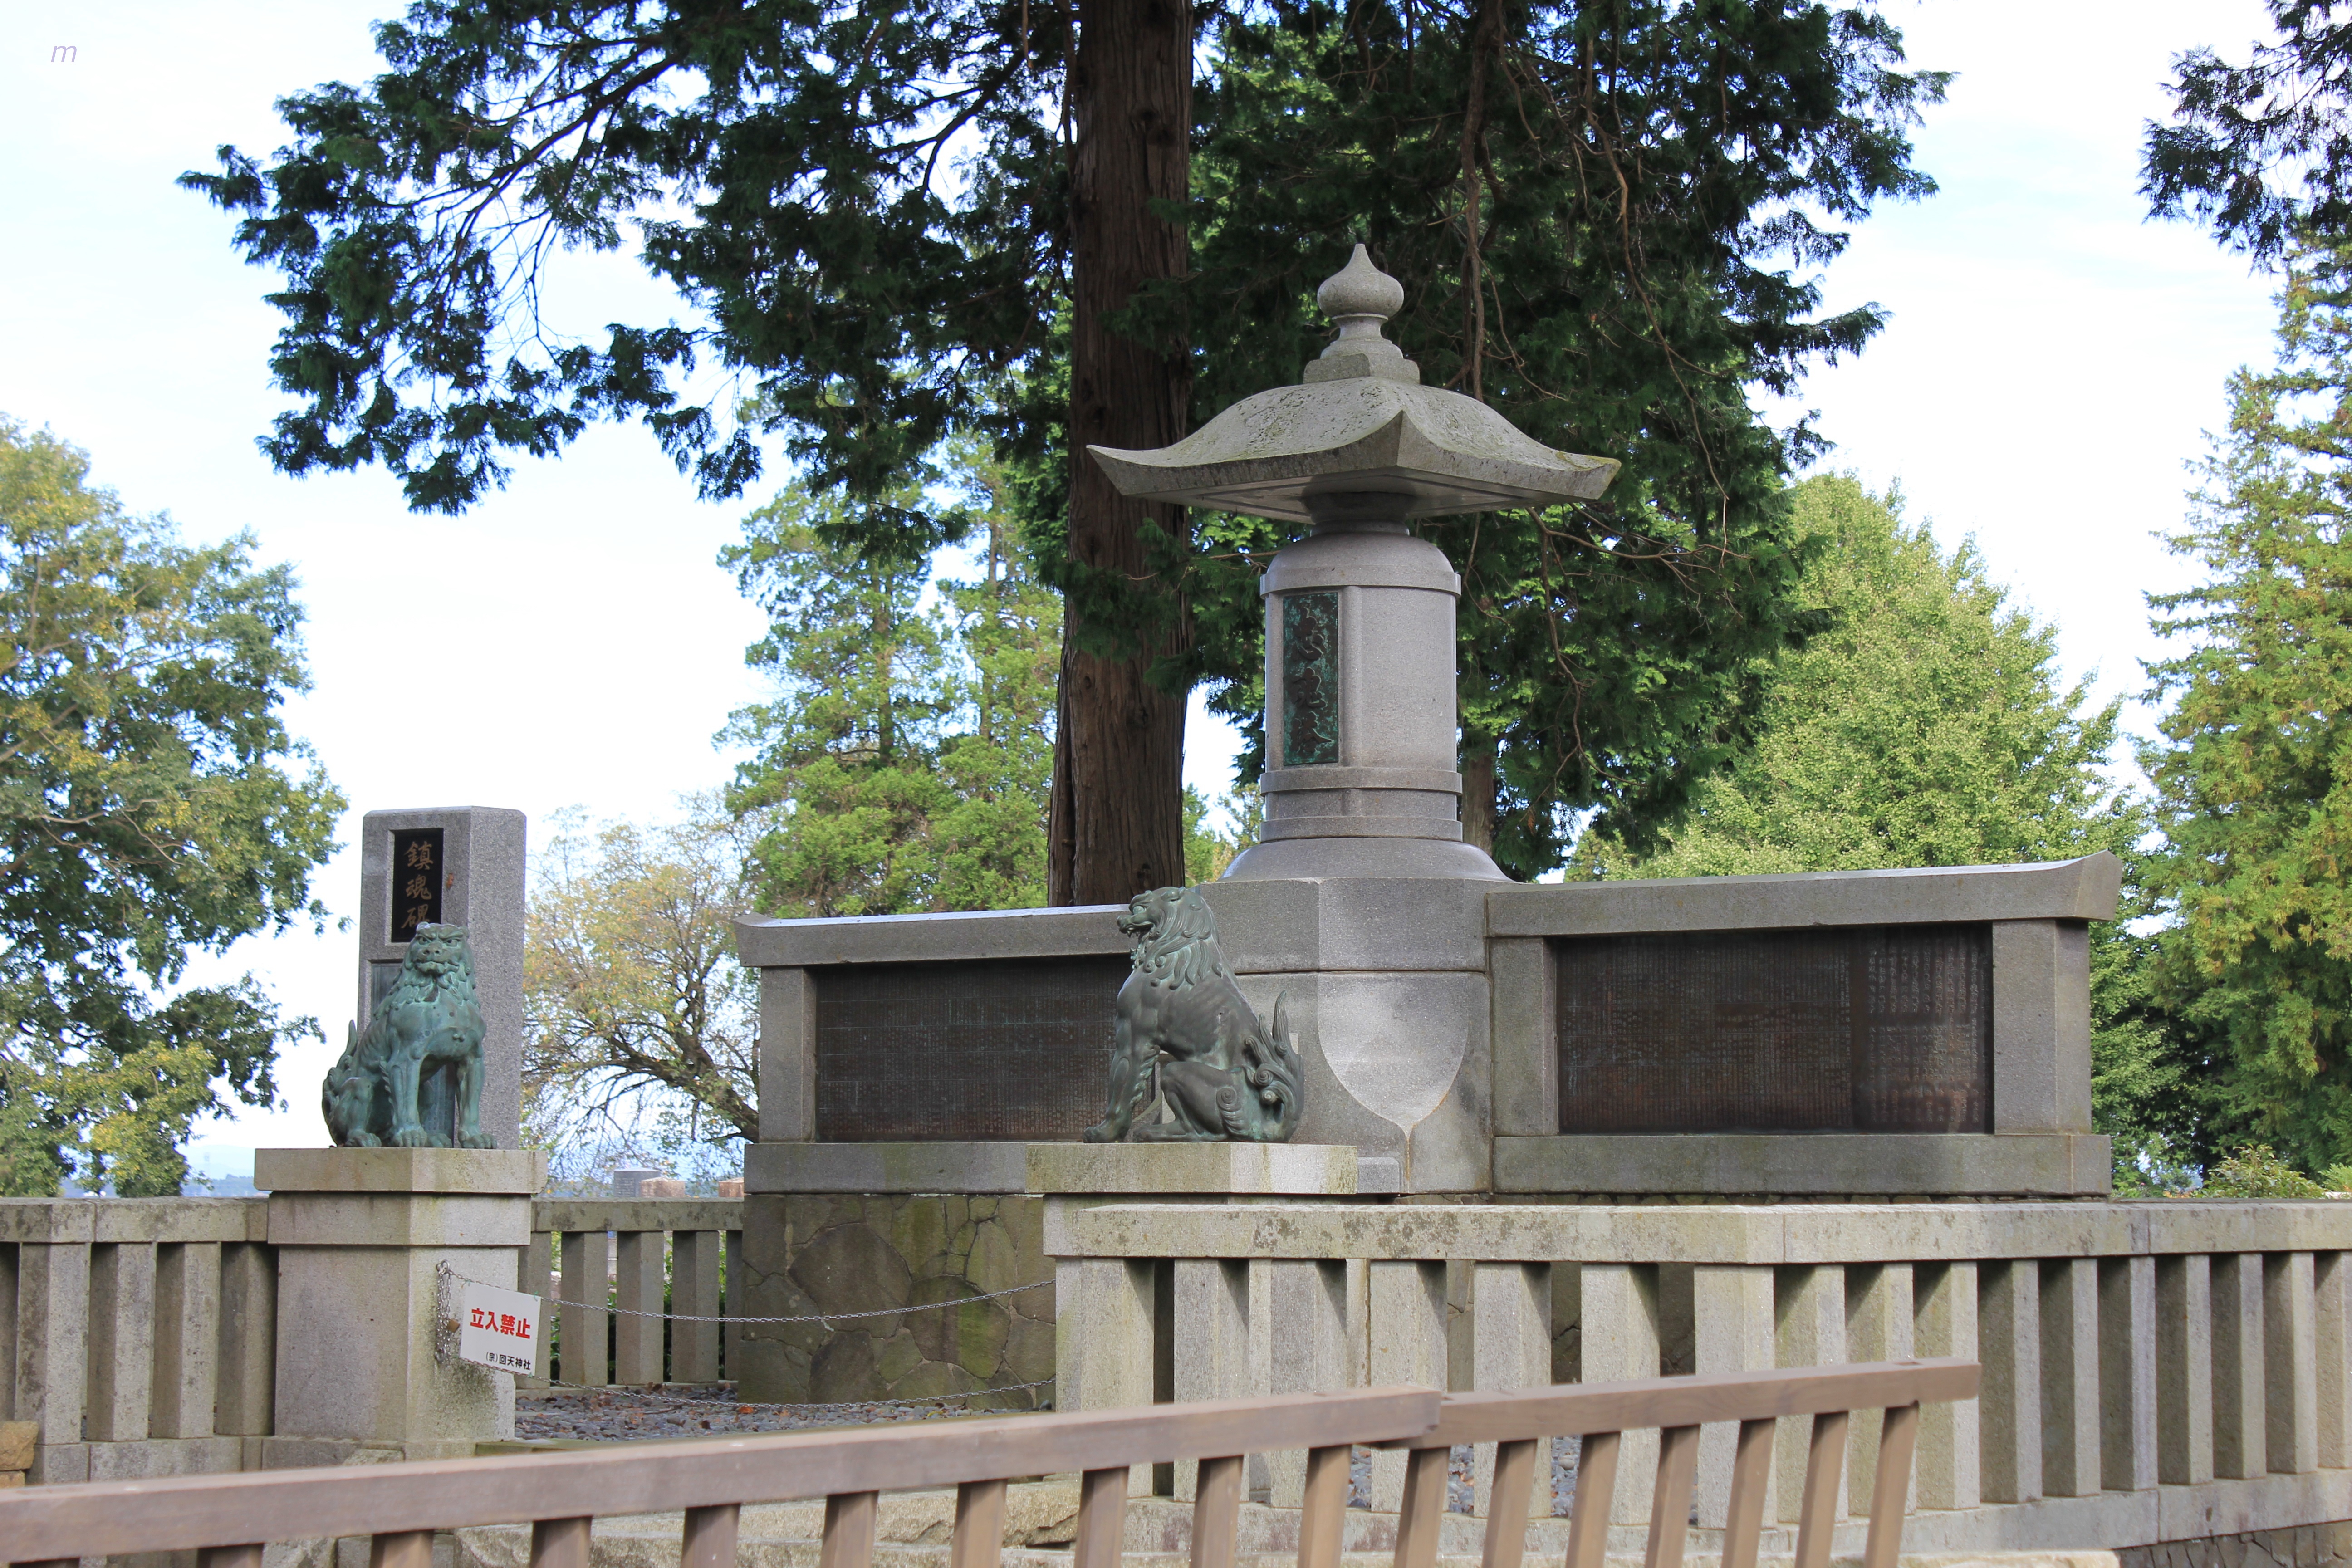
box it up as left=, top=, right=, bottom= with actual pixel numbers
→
left=1553, top=924, right=1991, bottom=1134
left=813, top=956, right=1125, bottom=1141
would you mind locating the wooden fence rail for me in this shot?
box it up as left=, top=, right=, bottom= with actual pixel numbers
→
left=0, top=1360, right=1975, bottom=1568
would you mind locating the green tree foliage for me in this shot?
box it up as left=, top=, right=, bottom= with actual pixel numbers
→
left=2144, top=2, right=2352, bottom=259
left=181, top=1, right=1947, bottom=889
left=0, top=418, right=343, bottom=1196
left=524, top=798, right=757, bottom=1175
left=1568, top=476, right=2196, bottom=1166
left=725, top=451, right=1060, bottom=916
left=1183, top=785, right=1262, bottom=886
left=1172, top=5, right=1946, bottom=871
left=1570, top=476, right=2134, bottom=878
left=2142, top=252, right=2352, bottom=1174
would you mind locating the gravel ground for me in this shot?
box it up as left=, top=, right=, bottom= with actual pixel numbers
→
left=514, top=1383, right=1033, bottom=1443
left=519, top=1388, right=1584, bottom=1523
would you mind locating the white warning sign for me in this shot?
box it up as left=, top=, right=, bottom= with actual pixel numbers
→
left=456, top=1279, right=545, bottom=1376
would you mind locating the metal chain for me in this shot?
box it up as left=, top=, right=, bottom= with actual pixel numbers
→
left=523, top=1372, right=1056, bottom=1414
left=534, top=1275, right=1052, bottom=1325
left=437, top=1263, right=1056, bottom=1412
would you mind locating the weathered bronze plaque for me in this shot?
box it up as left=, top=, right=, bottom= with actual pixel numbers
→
left=813, top=956, right=1126, bottom=1140
left=1281, top=591, right=1340, bottom=766
left=388, top=827, right=445, bottom=942
left=1553, top=924, right=1991, bottom=1133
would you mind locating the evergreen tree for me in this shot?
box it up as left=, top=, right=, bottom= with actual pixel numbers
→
left=724, top=450, right=1061, bottom=915
left=1172, top=5, right=1946, bottom=872
left=2143, top=251, right=2352, bottom=1173
left=0, top=418, right=343, bottom=1196
left=181, top=0, right=1946, bottom=895
left=2145, top=1, right=2352, bottom=260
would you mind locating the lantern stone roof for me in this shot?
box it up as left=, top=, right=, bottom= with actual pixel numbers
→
left=1087, top=245, right=1620, bottom=525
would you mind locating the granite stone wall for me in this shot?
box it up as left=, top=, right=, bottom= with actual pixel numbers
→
left=733, top=1193, right=1054, bottom=1408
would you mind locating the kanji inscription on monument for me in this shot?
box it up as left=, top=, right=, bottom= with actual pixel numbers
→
left=1282, top=590, right=1340, bottom=766
left=390, top=827, right=446, bottom=942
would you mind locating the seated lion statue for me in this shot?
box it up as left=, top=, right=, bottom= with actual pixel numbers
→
left=1083, top=886, right=1302, bottom=1143
left=323, top=922, right=494, bottom=1149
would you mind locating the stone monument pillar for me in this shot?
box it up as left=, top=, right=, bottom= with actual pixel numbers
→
left=1087, top=245, right=1621, bottom=1188
left=354, top=806, right=527, bottom=1147
left=1091, top=245, right=1617, bottom=883
left=255, top=1147, right=544, bottom=1463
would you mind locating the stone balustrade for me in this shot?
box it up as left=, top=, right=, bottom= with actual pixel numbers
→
left=0, top=1197, right=276, bottom=1484
left=0, top=1191, right=742, bottom=1485
left=527, top=1197, right=745, bottom=1387
left=1048, top=1196, right=2352, bottom=1557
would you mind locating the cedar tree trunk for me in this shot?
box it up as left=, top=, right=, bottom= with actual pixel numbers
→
left=1461, top=737, right=1498, bottom=856
left=1050, top=0, right=1194, bottom=906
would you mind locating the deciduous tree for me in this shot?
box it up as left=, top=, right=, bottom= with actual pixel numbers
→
left=0, top=417, right=342, bottom=1195
left=524, top=798, right=759, bottom=1168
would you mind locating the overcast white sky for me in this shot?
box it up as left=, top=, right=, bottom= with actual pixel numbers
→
left=0, top=1, right=2283, bottom=1165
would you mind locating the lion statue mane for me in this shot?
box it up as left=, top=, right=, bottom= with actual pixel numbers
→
left=323, top=922, right=494, bottom=1149
left=1083, top=886, right=1303, bottom=1143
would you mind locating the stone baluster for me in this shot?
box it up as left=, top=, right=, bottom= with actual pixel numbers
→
left=2038, top=1258, right=2101, bottom=1496
left=1365, top=1259, right=1447, bottom=1511
left=1473, top=1261, right=1553, bottom=1518
left=1584, top=1262, right=1662, bottom=1524
left=2264, top=1251, right=2318, bottom=1474
left=1845, top=1262, right=1915, bottom=1517
left=559, top=1230, right=612, bottom=1387
left=84, top=1240, right=157, bottom=1449
left=12, top=1227, right=90, bottom=1483
left=523, top=1227, right=552, bottom=1297
left=2318, top=1252, right=2352, bottom=1467
left=1913, top=1261, right=1980, bottom=1511
left=1056, top=1256, right=1156, bottom=1495
left=671, top=1231, right=723, bottom=1383
left=216, top=1240, right=276, bottom=1464
left=1977, top=1258, right=2042, bottom=1502
left=2211, top=1252, right=2268, bottom=1479
left=0, top=1245, right=14, bottom=1425
left=1775, top=1264, right=1848, bottom=1523
left=518, top=1229, right=553, bottom=1389
left=1172, top=1259, right=1251, bottom=1499
left=151, top=1241, right=223, bottom=1442
left=725, top=1226, right=746, bottom=1380
left=1262, top=1259, right=1348, bottom=1506
left=2156, top=1253, right=2215, bottom=1484
left=2098, top=1256, right=2158, bottom=1493
left=1695, top=1264, right=1778, bottom=1529
left=614, top=1230, right=667, bottom=1385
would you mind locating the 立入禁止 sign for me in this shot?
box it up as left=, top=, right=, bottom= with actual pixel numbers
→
left=456, top=1279, right=544, bottom=1376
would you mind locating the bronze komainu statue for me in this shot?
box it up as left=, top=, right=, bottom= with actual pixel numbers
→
left=1083, top=886, right=1302, bottom=1143
left=323, top=922, right=494, bottom=1148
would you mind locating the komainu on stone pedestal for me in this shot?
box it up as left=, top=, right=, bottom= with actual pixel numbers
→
left=324, top=922, right=493, bottom=1148
left=1084, top=887, right=1302, bottom=1143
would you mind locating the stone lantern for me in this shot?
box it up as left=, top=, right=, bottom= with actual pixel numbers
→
left=1088, top=245, right=1619, bottom=880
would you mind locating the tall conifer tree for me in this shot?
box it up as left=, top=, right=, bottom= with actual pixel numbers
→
left=182, top=0, right=1945, bottom=892
left=2144, top=251, right=2352, bottom=1171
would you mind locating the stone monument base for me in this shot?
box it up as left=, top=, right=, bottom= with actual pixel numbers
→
left=254, top=1147, right=544, bottom=1464
left=731, top=1142, right=1367, bottom=1406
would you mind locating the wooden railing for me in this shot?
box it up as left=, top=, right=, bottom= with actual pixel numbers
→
left=0, top=1360, right=1973, bottom=1568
